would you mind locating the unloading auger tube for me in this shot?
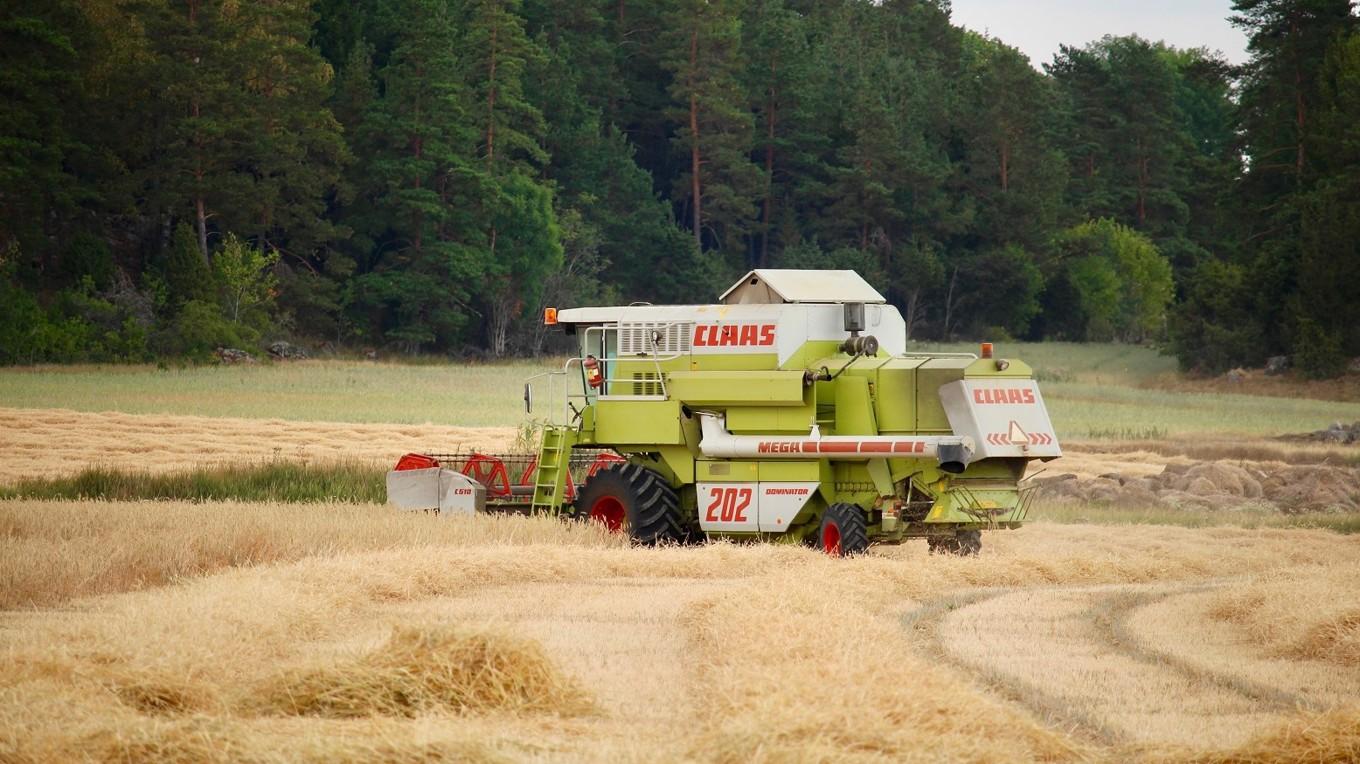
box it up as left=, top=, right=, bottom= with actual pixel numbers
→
left=384, top=268, right=1063, bottom=557
left=696, top=413, right=976, bottom=474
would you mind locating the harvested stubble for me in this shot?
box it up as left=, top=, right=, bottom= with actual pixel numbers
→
left=4, top=507, right=1360, bottom=762
left=257, top=626, right=595, bottom=719
left=0, top=500, right=623, bottom=609
left=1205, top=566, right=1360, bottom=667
left=0, top=406, right=516, bottom=483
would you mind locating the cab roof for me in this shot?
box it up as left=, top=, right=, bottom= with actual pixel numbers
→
left=719, top=269, right=886, bottom=305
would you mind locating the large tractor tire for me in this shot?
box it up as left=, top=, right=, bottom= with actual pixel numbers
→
left=572, top=463, right=685, bottom=545
left=817, top=503, right=869, bottom=557
left=928, top=529, right=982, bottom=556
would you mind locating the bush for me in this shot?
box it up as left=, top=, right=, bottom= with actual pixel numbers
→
left=155, top=299, right=259, bottom=359
left=1052, top=219, right=1174, bottom=342
left=1294, top=319, right=1348, bottom=380
left=1168, top=260, right=1266, bottom=375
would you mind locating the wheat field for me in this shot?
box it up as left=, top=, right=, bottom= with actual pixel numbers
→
left=2, top=501, right=1359, bottom=763
left=3, top=355, right=1360, bottom=762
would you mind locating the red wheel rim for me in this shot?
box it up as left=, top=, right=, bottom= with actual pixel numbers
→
left=590, top=496, right=626, bottom=533
left=822, top=520, right=842, bottom=557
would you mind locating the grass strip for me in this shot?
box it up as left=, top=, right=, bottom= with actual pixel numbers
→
left=0, top=461, right=386, bottom=504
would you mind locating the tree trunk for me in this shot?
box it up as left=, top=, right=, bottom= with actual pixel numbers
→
left=904, top=288, right=921, bottom=341
left=761, top=74, right=777, bottom=268
left=1292, top=17, right=1305, bottom=178
left=1000, top=140, right=1010, bottom=192
left=195, top=195, right=209, bottom=264
left=943, top=267, right=958, bottom=340
left=688, top=29, right=702, bottom=251
left=487, top=18, right=498, bottom=166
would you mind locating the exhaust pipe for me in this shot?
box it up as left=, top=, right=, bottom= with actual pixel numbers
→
left=697, top=414, right=973, bottom=471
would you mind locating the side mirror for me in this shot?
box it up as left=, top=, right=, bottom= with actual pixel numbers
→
left=523, top=383, right=533, bottom=414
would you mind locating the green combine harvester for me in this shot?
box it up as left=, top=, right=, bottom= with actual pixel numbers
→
left=388, top=269, right=1061, bottom=555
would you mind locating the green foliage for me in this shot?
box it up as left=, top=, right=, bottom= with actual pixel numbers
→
left=215, top=235, right=280, bottom=326
left=952, top=245, right=1045, bottom=339
left=1168, top=259, right=1266, bottom=373
left=1, top=0, right=1358, bottom=366
left=159, top=299, right=257, bottom=358
left=662, top=0, right=763, bottom=258
left=1294, top=318, right=1348, bottom=379
left=59, top=233, right=114, bottom=290
left=0, top=244, right=48, bottom=364
left=0, top=461, right=385, bottom=504
left=1052, top=219, right=1174, bottom=342
left=161, top=223, right=215, bottom=308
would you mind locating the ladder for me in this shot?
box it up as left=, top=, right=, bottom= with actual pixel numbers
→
left=530, top=426, right=578, bottom=514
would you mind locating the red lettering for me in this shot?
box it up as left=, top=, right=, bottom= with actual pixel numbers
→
left=739, top=324, right=757, bottom=345
left=973, top=386, right=1038, bottom=405
left=694, top=325, right=709, bottom=346
left=735, top=488, right=751, bottom=522
left=706, top=487, right=753, bottom=523
left=759, top=324, right=776, bottom=346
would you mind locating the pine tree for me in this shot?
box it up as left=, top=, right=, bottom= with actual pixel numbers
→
left=1296, top=31, right=1360, bottom=363
left=227, top=0, right=348, bottom=258
left=1230, top=0, right=1356, bottom=357
left=662, top=0, right=763, bottom=259
left=957, top=34, right=1066, bottom=256
left=140, top=0, right=253, bottom=263
left=0, top=1, right=90, bottom=269
left=744, top=0, right=825, bottom=266
left=460, top=0, right=558, bottom=355
left=349, top=0, right=485, bottom=352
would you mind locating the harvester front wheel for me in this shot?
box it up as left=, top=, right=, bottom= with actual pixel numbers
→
left=572, top=463, right=684, bottom=545
left=818, top=503, right=869, bottom=557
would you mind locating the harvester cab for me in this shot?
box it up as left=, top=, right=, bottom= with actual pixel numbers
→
left=389, top=269, right=1061, bottom=556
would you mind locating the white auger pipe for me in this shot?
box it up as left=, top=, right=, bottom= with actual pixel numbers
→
left=697, top=413, right=975, bottom=471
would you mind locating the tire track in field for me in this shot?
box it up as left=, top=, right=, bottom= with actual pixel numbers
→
left=902, top=588, right=1127, bottom=746
left=908, top=579, right=1322, bottom=751
left=1088, top=586, right=1317, bottom=712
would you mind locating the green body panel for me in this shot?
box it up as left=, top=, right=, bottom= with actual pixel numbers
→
left=915, top=359, right=969, bottom=432
left=667, top=370, right=806, bottom=406
left=873, top=359, right=923, bottom=432
left=833, top=375, right=877, bottom=435
left=756, top=461, right=820, bottom=481
left=593, top=399, right=683, bottom=444
left=726, top=405, right=816, bottom=434
left=697, top=460, right=758, bottom=481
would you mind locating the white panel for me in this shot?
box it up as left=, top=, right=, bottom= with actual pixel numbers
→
left=697, top=483, right=761, bottom=532
left=939, top=379, right=1062, bottom=459
left=617, top=322, right=693, bottom=356
left=387, top=468, right=485, bottom=515
left=558, top=302, right=908, bottom=365
left=757, top=482, right=819, bottom=532
left=438, top=470, right=485, bottom=515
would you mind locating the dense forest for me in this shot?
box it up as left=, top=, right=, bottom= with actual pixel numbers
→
left=1, top=0, right=1357, bottom=375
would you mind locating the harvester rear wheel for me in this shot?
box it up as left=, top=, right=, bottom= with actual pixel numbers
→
left=572, top=463, right=684, bottom=545
left=818, top=503, right=869, bottom=557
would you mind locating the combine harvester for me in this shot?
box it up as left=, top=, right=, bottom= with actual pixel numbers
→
left=388, top=270, right=1060, bottom=555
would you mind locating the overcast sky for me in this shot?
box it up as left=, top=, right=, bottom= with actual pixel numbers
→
left=948, top=1, right=1250, bottom=68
